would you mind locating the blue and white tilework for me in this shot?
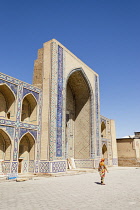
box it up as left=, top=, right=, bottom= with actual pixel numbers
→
left=95, top=75, right=101, bottom=157
left=39, top=162, right=50, bottom=173
left=0, top=72, right=42, bottom=173
left=52, top=161, right=66, bottom=173
left=56, top=45, right=63, bottom=157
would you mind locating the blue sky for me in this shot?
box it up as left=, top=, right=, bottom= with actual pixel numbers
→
left=0, top=0, right=140, bottom=137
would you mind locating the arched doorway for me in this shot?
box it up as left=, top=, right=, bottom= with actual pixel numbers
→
left=21, top=94, right=37, bottom=124
left=18, top=133, right=35, bottom=173
left=0, top=129, right=11, bottom=174
left=66, top=70, right=91, bottom=160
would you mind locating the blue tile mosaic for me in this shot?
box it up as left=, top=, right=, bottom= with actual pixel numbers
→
left=19, top=128, right=37, bottom=140
left=95, top=75, right=100, bottom=157
left=52, top=161, right=66, bottom=173
left=56, top=45, right=63, bottom=157
left=11, top=162, right=18, bottom=173
left=0, top=79, right=17, bottom=96
left=23, top=88, right=39, bottom=101
left=39, top=162, right=50, bottom=173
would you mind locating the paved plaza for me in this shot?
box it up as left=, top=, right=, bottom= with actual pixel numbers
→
left=0, top=167, right=140, bottom=210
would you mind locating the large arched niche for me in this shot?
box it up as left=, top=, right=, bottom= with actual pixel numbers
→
left=0, top=84, right=16, bottom=119
left=66, top=69, right=92, bottom=160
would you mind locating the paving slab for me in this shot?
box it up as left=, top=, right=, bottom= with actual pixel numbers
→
left=0, top=167, right=140, bottom=210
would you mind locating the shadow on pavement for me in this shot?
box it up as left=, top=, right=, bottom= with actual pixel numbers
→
left=94, top=182, right=101, bottom=185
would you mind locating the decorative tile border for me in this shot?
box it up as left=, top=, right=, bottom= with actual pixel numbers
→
left=19, top=128, right=37, bottom=141
left=23, top=88, right=39, bottom=101
left=0, top=79, right=17, bottom=96
left=56, top=45, right=63, bottom=157
left=11, top=162, right=18, bottom=173
left=39, top=162, right=50, bottom=173
left=4, top=162, right=11, bottom=173
left=23, top=161, right=28, bottom=173
left=95, top=75, right=100, bottom=157
left=0, top=72, right=40, bottom=93
left=49, top=42, right=58, bottom=160
left=28, top=161, right=35, bottom=173
left=39, top=161, right=66, bottom=173
left=52, top=161, right=66, bottom=173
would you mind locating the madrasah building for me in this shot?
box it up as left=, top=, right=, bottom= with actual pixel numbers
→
left=0, top=39, right=118, bottom=175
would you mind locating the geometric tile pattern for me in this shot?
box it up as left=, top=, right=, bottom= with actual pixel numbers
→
left=4, top=162, right=11, bottom=173
left=11, top=162, right=18, bottom=173
left=49, top=42, right=58, bottom=160
left=95, top=75, right=100, bottom=157
left=52, top=161, right=66, bottom=173
left=23, top=161, right=28, bottom=173
left=56, top=45, right=63, bottom=157
left=23, top=88, right=39, bottom=101
left=28, top=161, right=35, bottom=173
left=36, top=91, right=42, bottom=161
left=19, top=128, right=37, bottom=141
left=0, top=79, right=18, bottom=96
left=39, top=162, right=50, bottom=173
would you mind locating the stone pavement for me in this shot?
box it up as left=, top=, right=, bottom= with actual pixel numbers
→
left=0, top=167, right=140, bottom=210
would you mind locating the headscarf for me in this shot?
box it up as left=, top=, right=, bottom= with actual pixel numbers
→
left=99, top=158, right=105, bottom=166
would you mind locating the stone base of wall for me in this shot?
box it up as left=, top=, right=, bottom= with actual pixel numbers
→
left=2, top=160, right=67, bottom=175
left=39, top=160, right=67, bottom=173
left=74, top=159, right=95, bottom=168
left=118, top=158, right=140, bottom=167
left=74, top=158, right=118, bottom=169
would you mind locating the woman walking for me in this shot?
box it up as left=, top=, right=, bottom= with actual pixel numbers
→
left=98, top=158, right=108, bottom=185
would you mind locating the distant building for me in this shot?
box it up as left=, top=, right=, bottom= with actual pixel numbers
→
left=0, top=39, right=118, bottom=175
left=117, top=132, right=140, bottom=166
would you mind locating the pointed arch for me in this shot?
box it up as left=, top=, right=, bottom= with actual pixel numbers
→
left=0, top=83, right=16, bottom=119
left=0, top=128, right=12, bottom=161
left=19, top=131, right=36, bottom=143
left=65, top=68, right=94, bottom=160
left=21, top=93, right=37, bottom=124
left=102, top=144, right=108, bottom=159
left=19, top=132, right=35, bottom=161
left=101, top=121, right=106, bottom=138
left=66, top=68, right=93, bottom=97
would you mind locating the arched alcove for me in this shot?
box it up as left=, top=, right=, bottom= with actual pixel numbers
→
left=66, top=70, right=92, bottom=159
left=102, top=144, right=108, bottom=159
left=0, top=129, right=11, bottom=161
left=21, top=94, right=37, bottom=124
left=101, top=121, right=106, bottom=138
left=18, top=132, right=35, bottom=173
left=0, top=84, right=16, bottom=119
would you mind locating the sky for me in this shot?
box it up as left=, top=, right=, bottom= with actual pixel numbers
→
left=0, top=0, right=140, bottom=138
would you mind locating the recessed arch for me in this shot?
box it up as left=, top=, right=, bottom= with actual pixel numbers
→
left=102, top=144, right=108, bottom=159
left=65, top=68, right=94, bottom=160
left=18, top=132, right=35, bottom=173
left=0, top=83, right=16, bottom=119
left=21, top=93, right=37, bottom=124
left=101, top=121, right=106, bottom=138
left=0, top=129, right=12, bottom=161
